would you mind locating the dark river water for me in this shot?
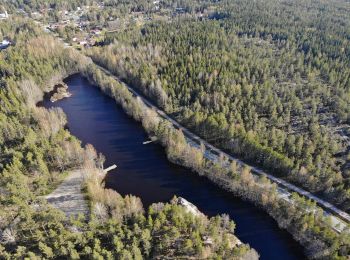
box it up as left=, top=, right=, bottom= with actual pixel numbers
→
left=44, top=74, right=306, bottom=260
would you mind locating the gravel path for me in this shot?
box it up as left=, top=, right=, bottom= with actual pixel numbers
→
left=45, top=170, right=89, bottom=218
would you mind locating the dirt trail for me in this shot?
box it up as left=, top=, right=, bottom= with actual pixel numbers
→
left=45, top=170, right=89, bottom=218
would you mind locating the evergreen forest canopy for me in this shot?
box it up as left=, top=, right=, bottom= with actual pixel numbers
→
left=0, top=0, right=350, bottom=258
left=0, top=18, right=257, bottom=259
left=84, top=0, right=350, bottom=210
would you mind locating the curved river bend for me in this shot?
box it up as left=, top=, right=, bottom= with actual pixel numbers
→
left=44, top=74, right=306, bottom=260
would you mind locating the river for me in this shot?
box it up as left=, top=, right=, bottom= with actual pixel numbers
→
left=44, top=74, right=306, bottom=260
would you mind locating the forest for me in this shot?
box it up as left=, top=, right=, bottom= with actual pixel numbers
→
left=0, top=19, right=257, bottom=259
left=83, top=55, right=350, bottom=259
left=85, top=0, right=350, bottom=211
left=0, top=0, right=349, bottom=258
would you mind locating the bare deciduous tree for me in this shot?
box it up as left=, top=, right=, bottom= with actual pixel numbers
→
left=0, top=228, right=17, bottom=244
left=93, top=202, right=108, bottom=222
left=18, top=80, right=43, bottom=107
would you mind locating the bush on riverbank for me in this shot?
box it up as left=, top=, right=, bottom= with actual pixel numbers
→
left=82, top=64, right=350, bottom=259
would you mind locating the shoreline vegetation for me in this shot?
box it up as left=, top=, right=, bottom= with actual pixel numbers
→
left=49, top=82, right=72, bottom=103
left=82, top=62, right=350, bottom=258
left=83, top=167, right=256, bottom=259
left=0, top=21, right=257, bottom=259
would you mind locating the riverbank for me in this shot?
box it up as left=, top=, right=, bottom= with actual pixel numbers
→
left=46, top=74, right=307, bottom=259
left=39, top=20, right=350, bottom=224
left=91, top=61, right=350, bottom=225
left=80, top=65, right=349, bottom=258
left=41, top=75, right=258, bottom=259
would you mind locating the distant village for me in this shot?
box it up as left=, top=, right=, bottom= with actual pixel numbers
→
left=0, top=2, right=216, bottom=50
left=38, top=1, right=214, bottom=48
left=42, top=4, right=105, bottom=48
left=0, top=9, right=11, bottom=50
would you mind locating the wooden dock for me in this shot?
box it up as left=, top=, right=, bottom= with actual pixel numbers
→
left=143, top=136, right=157, bottom=144
left=103, top=164, right=117, bottom=173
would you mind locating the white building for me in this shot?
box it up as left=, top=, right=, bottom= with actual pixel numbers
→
left=0, top=10, right=8, bottom=20
left=0, top=40, right=11, bottom=50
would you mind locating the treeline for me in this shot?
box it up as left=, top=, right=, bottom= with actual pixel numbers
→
left=0, top=20, right=257, bottom=259
left=86, top=0, right=350, bottom=210
left=82, top=63, right=350, bottom=258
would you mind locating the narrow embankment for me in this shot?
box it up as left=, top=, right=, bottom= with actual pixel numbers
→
left=45, top=170, right=88, bottom=217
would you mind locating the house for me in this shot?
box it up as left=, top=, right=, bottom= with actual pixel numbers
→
left=175, top=7, right=186, bottom=13
left=0, top=40, right=11, bottom=50
left=31, top=12, right=42, bottom=19
left=0, top=10, right=8, bottom=19
left=79, top=40, right=87, bottom=46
